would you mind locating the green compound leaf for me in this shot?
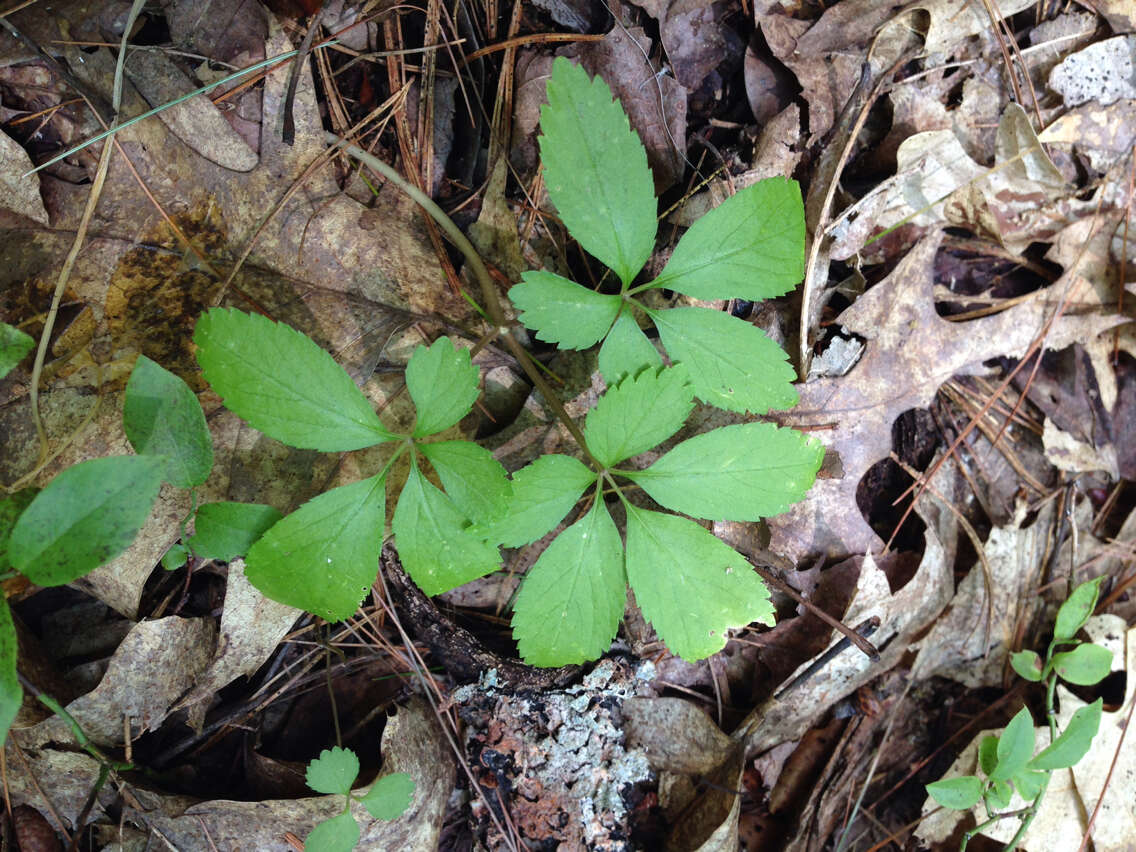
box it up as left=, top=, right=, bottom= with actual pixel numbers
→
left=1009, top=649, right=1044, bottom=682
left=10, top=456, right=164, bottom=586
left=512, top=497, right=626, bottom=667
left=472, top=454, right=596, bottom=548
left=124, top=355, right=213, bottom=487
left=926, top=775, right=983, bottom=811
left=649, top=177, right=805, bottom=301
left=1029, top=698, right=1102, bottom=771
left=187, top=502, right=284, bottom=561
left=624, top=506, right=774, bottom=661
left=0, top=598, right=21, bottom=747
left=626, top=423, right=823, bottom=521
left=539, top=56, right=656, bottom=286
left=406, top=337, right=480, bottom=438
left=194, top=308, right=394, bottom=452
left=305, top=811, right=359, bottom=852
left=361, top=773, right=416, bottom=820
left=598, top=307, right=661, bottom=384
left=245, top=476, right=385, bottom=621
left=1051, top=643, right=1113, bottom=686
left=650, top=307, right=798, bottom=414
left=583, top=367, right=694, bottom=468
left=1054, top=576, right=1105, bottom=641
left=393, top=465, right=501, bottom=596
left=1011, top=768, right=1047, bottom=801
left=990, top=706, right=1035, bottom=781
left=418, top=441, right=511, bottom=525
left=509, top=271, right=621, bottom=349
left=0, top=488, right=37, bottom=573
left=0, top=322, right=34, bottom=380
left=307, top=746, right=360, bottom=795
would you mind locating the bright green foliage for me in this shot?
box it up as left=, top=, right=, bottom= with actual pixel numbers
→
left=304, top=746, right=413, bottom=851
left=162, top=543, right=190, bottom=571
left=0, top=598, right=20, bottom=746
left=405, top=337, right=480, bottom=437
left=648, top=177, right=805, bottom=301
left=1029, top=699, right=1102, bottom=770
left=624, top=506, right=774, bottom=661
left=925, top=578, right=1112, bottom=841
left=307, top=746, right=360, bottom=795
left=0, top=322, right=34, bottom=379
left=418, top=441, right=510, bottom=525
left=648, top=307, right=798, bottom=414
left=513, top=58, right=806, bottom=416
left=245, top=476, right=385, bottom=620
left=510, top=271, right=621, bottom=349
left=187, top=502, right=284, bottom=561
left=124, top=355, right=213, bottom=488
left=599, top=308, right=660, bottom=383
left=583, top=367, right=694, bottom=468
left=9, top=456, right=165, bottom=586
left=194, top=308, right=395, bottom=451
left=537, top=56, right=656, bottom=286
left=392, top=464, right=501, bottom=596
left=511, top=495, right=626, bottom=666
left=625, top=423, right=824, bottom=521
left=473, top=454, right=597, bottom=547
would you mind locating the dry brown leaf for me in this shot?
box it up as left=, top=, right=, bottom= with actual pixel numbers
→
left=767, top=232, right=1122, bottom=563
left=0, top=130, right=49, bottom=225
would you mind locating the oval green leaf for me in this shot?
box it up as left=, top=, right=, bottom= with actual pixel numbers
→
left=305, top=811, right=359, bottom=852
left=187, top=502, right=284, bottom=561
left=1054, top=576, right=1105, bottom=640
left=926, top=775, right=983, bottom=811
left=472, top=454, right=597, bottom=548
left=584, top=367, right=694, bottom=468
left=649, top=177, right=805, bottom=301
left=512, top=498, right=626, bottom=667
left=1028, top=698, right=1102, bottom=770
left=627, top=422, right=822, bottom=521
left=418, top=440, right=511, bottom=525
left=361, top=772, right=415, bottom=820
left=9, top=455, right=165, bottom=586
left=509, top=271, right=622, bottom=349
left=990, top=706, right=1035, bottom=781
left=0, top=322, right=34, bottom=380
left=245, top=475, right=386, bottom=621
left=650, top=307, right=798, bottom=414
left=539, top=57, right=657, bottom=286
left=1052, top=643, right=1113, bottom=686
left=406, top=337, right=480, bottom=438
left=194, top=308, right=394, bottom=451
left=624, top=506, right=774, bottom=661
left=124, top=355, right=213, bottom=487
left=306, top=746, right=360, bottom=795
left=1009, top=649, right=1044, bottom=682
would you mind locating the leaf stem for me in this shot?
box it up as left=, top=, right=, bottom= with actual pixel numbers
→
left=326, top=133, right=603, bottom=469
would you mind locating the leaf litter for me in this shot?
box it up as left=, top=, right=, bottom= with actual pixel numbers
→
left=2, top=0, right=1136, bottom=850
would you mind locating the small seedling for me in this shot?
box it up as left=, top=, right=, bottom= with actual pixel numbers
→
left=304, top=746, right=414, bottom=851
left=925, top=577, right=1112, bottom=851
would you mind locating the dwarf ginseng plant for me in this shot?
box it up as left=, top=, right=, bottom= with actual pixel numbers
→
left=191, top=57, right=821, bottom=666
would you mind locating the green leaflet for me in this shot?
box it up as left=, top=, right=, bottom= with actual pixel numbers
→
left=511, top=496, right=626, bottom=666
left=925, top=776, right=983, bottom=811
left=418, top=441, right=511, bottom=525
left=0, top=598, right=20, bottom=746
left=473, top=454, right=596, bottom=548
left=307, top=746, right=360, bottom=795
left=990, top=707, right=1035, bottom=781
left=624, top=506, right=774, bottom=661
left=1009, top=649, right=1044, bottom=682
left=406, top=337, right=481, bottom=438
left=583, top=367, right=694, bottom=468
left=0, top=489, right=37, bottom=573
left=0, top=321, right=34, bottom=380
left=305, top=812, right=359, bottom=852
left=194, top=308, right=394, bottom=451
left=9, top=455, right=165, bottom=586
left=245, top=475, right=386, bottom=621
left=360, top=773, right=416, bottom=820
left=1054, top=576, right=1104, bottom=640
left=1051, top=643, right=1113, bottom=685
left=187, top=502, right=284, bottom=561
left=509, top=271, right=621, bottom=349
left=648, top=177, right=805, bottom=301
left=649, top=307, right=798, bottom=414
left=538, top=57, right=657, bottom=286
left=598, top=307, right=661, bottom=384
left=124, top=355, right=213, bottom=488
left=626, top=423, right=823, bottom=521
left=1029, top=699, right=1102, bottom=770
left=392, top=464, right=501, bottom=596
